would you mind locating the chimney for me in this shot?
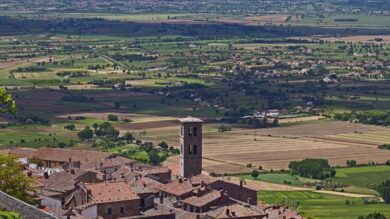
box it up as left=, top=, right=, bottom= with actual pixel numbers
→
left=226, top=208, right=230, bottom=216
left=160, top=193, right=164, bottom=204
left=44, top=172, right=49, bottom=179
left=232, top=211, right=236, bottom=216
left=70, top=169, right=75, bottom=174
left=69, top=158, right=73, bottom=170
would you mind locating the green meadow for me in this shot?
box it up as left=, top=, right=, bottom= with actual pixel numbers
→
left=333, top=165, right=390, bottom=189
left=258, top=191, right=390, bottom=219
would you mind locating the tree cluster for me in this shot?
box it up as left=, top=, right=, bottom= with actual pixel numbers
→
left=289, top=158, right=336, bottom=179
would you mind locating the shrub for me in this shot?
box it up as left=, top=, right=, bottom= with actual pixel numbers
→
left=251, top=170, right=260, bottom=179
left=77, top=126, right=93, bottom=141
left=108, top=114, right=119, bottom=121
left=378, top=144, right=390, bottom=150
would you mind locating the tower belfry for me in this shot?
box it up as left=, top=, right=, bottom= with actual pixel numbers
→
left=179, top=116, right=203, bottom=177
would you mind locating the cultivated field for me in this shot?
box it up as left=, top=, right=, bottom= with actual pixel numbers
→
left=142, top=120, right=390, bottom=171
left=259, top=191, right=390, bottom=219
left=200, top=121, right=390, bottom=170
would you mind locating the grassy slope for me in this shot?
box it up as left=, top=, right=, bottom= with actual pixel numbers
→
left=259, top=191, right=390, bottom=219
left=333, top=165, right=390, bottom=188
left=240, top=173, right=304, bottom=186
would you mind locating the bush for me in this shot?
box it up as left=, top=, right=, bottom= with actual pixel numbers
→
left=158, top=141, right=169, bottom=150
left=358, top=213, right=387, bottom=219
left=77, top=126, right=93, bottom=141
left=251, top=170, right=260, bottom=179
left=378, top=144, right=390, bottom=150
left=218, top=125, right=232, bottom=132
left=108, top=114, right=119, bottom=121
left=376, top=180, right=390, bottom=204
left=346, top=160, right=357, bottom=167
left=64, top=124, right=76, bottom=131
left=57, top=142, right=67, bottom=148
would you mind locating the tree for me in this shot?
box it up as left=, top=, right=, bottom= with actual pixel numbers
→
left=0, top=88, right=16, bottom=114
left=251, top=170, right=260, bottom=179
left=64, top=124, right=76, bottom=131
left=95, top=122, right=119, bottom=138
left=289, top=159, right=336, bottom=179
left=123, top=132, right=134, bottom=142
left=92, top=123, right=99, bottom=130
left=346, top=160, right=357, bottom=167
left=77, top=126, right=93, bottom=141
left=0, top=155, right=34, bottom=203
left=148, top=149, right=161, bottom=165
left=107, top=114, right=118, bottom=121
left=376, top=180, right=390, bottom=204
left=358, top=213, right=387, bottom=219
left=158, top=141, right=169, bottom=150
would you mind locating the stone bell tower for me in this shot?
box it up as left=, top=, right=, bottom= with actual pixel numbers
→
left=179, top=116, right=203, bottom=178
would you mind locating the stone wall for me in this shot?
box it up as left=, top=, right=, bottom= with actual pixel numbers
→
left=0, top=190, right=58, bottom=219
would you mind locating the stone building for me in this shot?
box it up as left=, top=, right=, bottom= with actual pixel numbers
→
left=179, top=117, right=203, bottom=177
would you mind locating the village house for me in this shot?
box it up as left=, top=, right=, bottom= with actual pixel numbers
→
left=8, top=116, right=302, bottom=219
left=84, top=182, right=141, bottom=219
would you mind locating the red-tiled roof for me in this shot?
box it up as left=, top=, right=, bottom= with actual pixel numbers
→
left=181, top=189, right=222, bottom=207
left=207, top=203, right=265, bottom=219
left=34, top=148, right=110, bottom=164
left=159, top=179, right=198, bottom=197
left=85, top=181, right=140, bottom=204
left=83, top=156, right=135, bottom=170
left=6, top=148, right=37, bottom=158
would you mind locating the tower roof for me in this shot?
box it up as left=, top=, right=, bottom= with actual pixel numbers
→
left=178, top=116, right=203, bottom=123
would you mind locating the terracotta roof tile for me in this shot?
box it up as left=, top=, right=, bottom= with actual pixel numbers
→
left=159, top=179, right=198, bottom=197
left=181, top=189, right=222, bottom=207
left=33, top=148, right=109, bottom=164
left=85, top=181, right=140, bottom=204
left=207, top=203, right=265, bottom=219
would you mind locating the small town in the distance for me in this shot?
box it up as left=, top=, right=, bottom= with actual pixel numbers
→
left=0, top=1, right=389, bottom=219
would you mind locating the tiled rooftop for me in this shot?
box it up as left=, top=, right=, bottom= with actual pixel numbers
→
left=85, top=181, right=140, bottom=204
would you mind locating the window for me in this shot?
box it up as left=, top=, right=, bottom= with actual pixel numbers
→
left=189, top=145, right=192, bottom=154
left=193, top=145, right=197, bottom=155
left=107, top=208, right=112, bottom=215
left=181, top=126, right=184, bottom=136
left=188, top=126, right=193, bottom=137
left=181, top=144, right=183, bottom=154
left=120, top=207, right=125, bottom=214
left=193, top=127, right=197, bottom=136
